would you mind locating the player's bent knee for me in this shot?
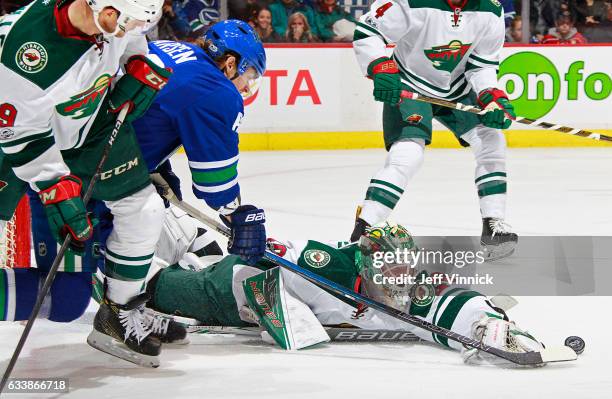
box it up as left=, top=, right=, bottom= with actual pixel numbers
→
left=108, top=185, right=165, bottom=246
left=48, top=272, right=93, bottom=322
left=463, top=127, right=506, bottom=162
left=387, top=139, right=426, bottom=180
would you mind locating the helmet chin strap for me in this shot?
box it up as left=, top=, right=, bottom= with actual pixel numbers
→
left=92, top=10, right=125, bottom=38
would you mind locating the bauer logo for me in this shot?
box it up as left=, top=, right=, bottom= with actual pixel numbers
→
left=498, top=51, right=612, bottom=119
left=245, top=212, right=265, bottom=223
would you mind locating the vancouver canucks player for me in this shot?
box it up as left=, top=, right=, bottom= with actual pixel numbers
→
left=145, top=222, right=547, bottom=367
left=0, top=0, right=172, bottom=367
left=135, top=19, right=268, bottom=266
left=350, top=0, right=517, bottom=260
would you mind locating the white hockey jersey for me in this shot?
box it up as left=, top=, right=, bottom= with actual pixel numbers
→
left=353, top=0, right=505, bottom=101
left=0, top=1, right=147, bottom=187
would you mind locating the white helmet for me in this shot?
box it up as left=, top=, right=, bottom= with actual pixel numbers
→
left=87, top=0, right=163, bottom=37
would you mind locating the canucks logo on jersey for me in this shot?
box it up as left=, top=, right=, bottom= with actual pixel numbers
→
left=424, top=40, right=471, bottom=73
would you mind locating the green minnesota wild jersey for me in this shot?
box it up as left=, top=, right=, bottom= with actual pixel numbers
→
left=151, top=238, right=496, bottom=351
left=0, top=0, right=147, bottom=185
left=353, top=0, right=504, bottom=100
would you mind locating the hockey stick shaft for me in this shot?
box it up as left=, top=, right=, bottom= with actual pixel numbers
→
left=150, top=309, right=421, bottom=341
left=150, top=176, right=573, bottom=365
left=188, top=325, right=420, bottom=342
left=400, top=90, right=612, bottom=142
left=0, top=107, right=130, bottom=394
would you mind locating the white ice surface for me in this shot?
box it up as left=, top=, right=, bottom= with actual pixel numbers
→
left=1, top=148, right=611, bottom=398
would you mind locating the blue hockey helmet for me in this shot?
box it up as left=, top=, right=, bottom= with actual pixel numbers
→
left=204, top=20, right=267, bottom=78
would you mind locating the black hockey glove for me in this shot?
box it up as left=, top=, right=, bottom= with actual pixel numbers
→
left=221, top=205, right=266, bottom=266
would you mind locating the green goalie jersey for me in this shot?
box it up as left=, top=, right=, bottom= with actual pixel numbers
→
left=353, top=0, right=505, bottom=100
left=149, top=238, right=496, bottom=351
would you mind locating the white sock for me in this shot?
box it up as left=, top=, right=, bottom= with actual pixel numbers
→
left=360, top=139, right=425, bottom=225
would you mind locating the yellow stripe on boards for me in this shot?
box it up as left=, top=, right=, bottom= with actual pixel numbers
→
left=174, top=129, right=612, bottom=153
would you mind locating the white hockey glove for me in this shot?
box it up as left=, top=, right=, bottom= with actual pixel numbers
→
left=462, top=315, right=545, bottom=367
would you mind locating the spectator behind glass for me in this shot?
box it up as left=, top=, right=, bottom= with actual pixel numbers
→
left=505, top=16, right=524, bottom=42
left=253, top=7, right=282, bottom=42
left=285, top=11, right=318, bottom=42
left=175, top=0, right=221, bottom=39
left=1, top=0, right=23, bottom=15
left=583, top=2, right=612, bottom=41
left=500, top=0, right=516, bottom=27
left=147, top=0, right=192, bottom=41
left=270, top=0, right=319, bottom=37
left=574, top=0, right=608, bottom=25
left=313, top=0, right=356, bottom=42
left=228, top=0, right=266, bottom=25
left=530, top=0, right=559, bottom=36
left=542, top=14, right=589, bottom=43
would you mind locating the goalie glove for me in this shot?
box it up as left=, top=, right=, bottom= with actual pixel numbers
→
left=477, top=88, right=516, bottom=129
left=367, top=57, right=402, bottom=105
left=462, top=314, right=545, bottom=367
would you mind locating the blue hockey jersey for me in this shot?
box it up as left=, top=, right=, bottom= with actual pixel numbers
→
left=133, top=40, right=244, bottom=209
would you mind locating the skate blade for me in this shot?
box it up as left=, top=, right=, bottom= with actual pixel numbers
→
left=87, top=329, right=160, bottom=368
left=163, top=337, right=190, bottom=345
left=482, top=241, right=516, bottom=262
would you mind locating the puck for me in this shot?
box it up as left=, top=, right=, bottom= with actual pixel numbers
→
left=564, top=336, right=585, bottom=355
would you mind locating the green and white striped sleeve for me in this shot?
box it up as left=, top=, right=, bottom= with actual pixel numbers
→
left=0, top=86, right=69, bottom=188
left=465, top=13, right=505, bottom=94
left=353, top=0, right=409, bottom=76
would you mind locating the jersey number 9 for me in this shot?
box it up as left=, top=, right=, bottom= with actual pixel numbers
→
left=0, top=103, right=17, bottom=128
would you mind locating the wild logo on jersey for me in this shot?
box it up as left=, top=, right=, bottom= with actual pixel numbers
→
left=0, top=179, right=7, bottom=192
left=424, top=40, right=471, bottom=73
left=15, top=42, right=48, bottom=73
left=56, top=74, right=112, bottom=119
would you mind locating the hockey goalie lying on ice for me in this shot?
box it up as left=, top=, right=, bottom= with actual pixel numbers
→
left=1, top=205, right=560, bottom=367
left=142, top=211, right=546, bottom=367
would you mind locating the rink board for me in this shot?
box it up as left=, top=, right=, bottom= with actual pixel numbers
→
left=238, top=44, right=612, bottom=150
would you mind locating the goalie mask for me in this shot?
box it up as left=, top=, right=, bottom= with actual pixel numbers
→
left=87, top=0, right=163, bottom=37
left=356, top=222, right=418, bottom=311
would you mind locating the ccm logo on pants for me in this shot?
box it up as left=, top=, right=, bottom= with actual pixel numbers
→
left=101, top=158, right=139, bottom=180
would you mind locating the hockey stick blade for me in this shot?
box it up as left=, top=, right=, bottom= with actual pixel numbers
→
left=151, top=177, right=576, bottom=366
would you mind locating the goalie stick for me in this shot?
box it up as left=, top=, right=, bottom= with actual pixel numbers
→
left=189, top=325, right=421, bottom=342
left=400, top=90, right=612, bottom=142
left=149, top=310, right=421, bottom=342
left=0, top=107, right=130, bottom=393
left=150, top=174, right=577, bottom=366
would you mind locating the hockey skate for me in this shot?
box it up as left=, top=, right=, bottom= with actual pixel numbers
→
left=143, top=308, right=189, bottom=345
left=87, top=293, right=162, bottom=368
left=480, top=218, right=518, bottom=261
